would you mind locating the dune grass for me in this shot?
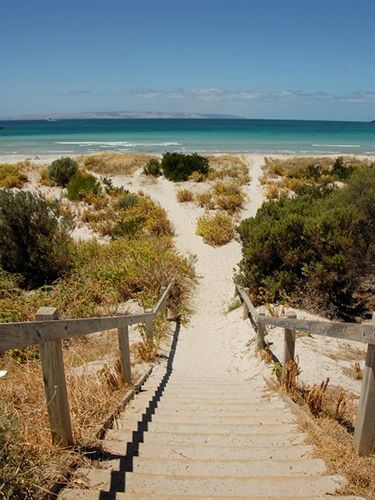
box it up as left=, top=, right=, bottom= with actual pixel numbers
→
left=80, top=152, right=156, bottom=176
left=0, top=163, right=28, bottom=188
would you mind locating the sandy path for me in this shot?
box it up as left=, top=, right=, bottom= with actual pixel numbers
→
left=127, top=154, right=269, bottom=382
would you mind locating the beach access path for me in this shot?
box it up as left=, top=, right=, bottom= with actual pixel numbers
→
left=59, top=155, right=358, bottom=498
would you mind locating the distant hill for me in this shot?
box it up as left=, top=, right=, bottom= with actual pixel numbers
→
left=2, top=111, right=243, bottom=120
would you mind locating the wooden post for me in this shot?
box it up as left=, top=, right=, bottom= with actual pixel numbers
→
left=283, top=312, right=297, bottom=377
left=354, top=313, right=375, bottom=456
left=117, top=304, right=132, bottom=385
left=144, top=309, right=154, bottom=344
left=257, top=312, right=266, bottom=351
left=36, top=307, right=73, bottom=447
left=242, top=288, right=250, bottom=320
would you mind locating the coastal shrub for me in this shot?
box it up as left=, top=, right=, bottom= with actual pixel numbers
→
left=196, top=212, right=235, bottom=246
left=67, top=171, right=102, bottom=201
left=213, top=181, right=245, bottom=213
left=143, top=158, right=162, bottom=177
left=196, top=191, right=215, bottom=209
left=48, top=157, right=78, bottom=186
left=0, top=163, right=28, bottom=188
left=176, top=188, right=194, bottom=203
left=161, top=153, right=209, bottom=182
left=0, top=190, right=73, bottom=289
left=237, top=166, right=375, bottom=319
left=188, top=171, right=206, bottom=182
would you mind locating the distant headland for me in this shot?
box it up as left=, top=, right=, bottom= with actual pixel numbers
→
left=1, top=111, right=243, bottom=121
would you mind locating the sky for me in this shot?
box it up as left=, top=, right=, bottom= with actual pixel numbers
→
left=0, top=0, right=374, bottom=121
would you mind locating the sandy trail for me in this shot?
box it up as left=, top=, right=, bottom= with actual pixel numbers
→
left=128, top=154, right=269, bottom=382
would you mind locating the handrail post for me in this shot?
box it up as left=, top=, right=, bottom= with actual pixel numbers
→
left=283, top=312, right=297, bottom=377
left=36, top=307, right=73, bottom=447
left=257, top=312, right=266, bottom=351
left=354, top=313, right=375, bottom=456
left=144, top=309, right=154, bottom=344
left=116, top=305, right=132, bottom=385
left=242, top=288, right=250, bottom=320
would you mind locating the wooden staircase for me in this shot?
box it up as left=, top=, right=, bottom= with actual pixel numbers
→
left=59, top=364, right=361, bottom=499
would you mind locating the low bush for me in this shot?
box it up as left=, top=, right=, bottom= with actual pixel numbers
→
left=196, top=191, right=215, bottom=209
left=67, top=171, right=102, bottom=201
left=48, top=157, right=78, bottom=186
left=237, top=166, right=375, bottom=319
left=213, top=181, right=245, bottom=213
left=0, top=190, right=73, bottom=289
left=196, top=212, right=235, bottom=246
left=0, top=163, right=28, bottom=188
left=143, top=158, right=162, bottom=177
left=161, top=153, right=209, bottom=182
left=176, top=188, right=194, bottom=203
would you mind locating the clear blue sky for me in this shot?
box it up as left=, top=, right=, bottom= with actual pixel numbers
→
left=0, top=0, right=374, bottom=120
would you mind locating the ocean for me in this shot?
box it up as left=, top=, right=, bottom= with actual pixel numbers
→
left=0, top=118, right=374, bottom=157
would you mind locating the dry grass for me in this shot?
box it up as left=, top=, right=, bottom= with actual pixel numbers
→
left=0, top=336, right=131, bottom=498
left=206, top=155, right=250, bottom=185
left=301, top=417, right=375, bottom=498
left=79, top=152, right=156, bottom=176
left=195, top=181, right=245, bottom=214
left=268, top=358, right=374, bottom=497
left=176, top=188, right=194, bottom=203
left=343, top=361, right=363, bottom=380
left=196, top=212, right=235, bottom=246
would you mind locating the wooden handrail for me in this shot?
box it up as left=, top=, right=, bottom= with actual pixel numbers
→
left=235, top=285, right=375, bottom=345
left=235, top=283, right=375, bottom=456
left=0, top=282, right=174, bottom=447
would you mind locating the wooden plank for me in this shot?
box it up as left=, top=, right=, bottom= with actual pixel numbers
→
left=283, top=312, right=297, bottom=376
left=236, top=285, right=259, bottom=322
left=0, top=312, right=155, bottom=352
left=117, top=305, right=132, bottom=384
left=36, top=308, right=73, bottom=447
left=144, top=315, right=154, bottom=344
left=262, top=316, right=375, bottom=345
left=153, top=281, right=173, bottom=315
left=354, top=314, right=375, bottom=456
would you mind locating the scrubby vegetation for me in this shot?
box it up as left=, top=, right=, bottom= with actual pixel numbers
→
left=48, top=157, right=78, bottom=186
left=67, top=170, right=102, bottom=201
left=261, top=156, right=372, bottom=200
left=196, top=181, right=245, bottom=214
left=207, top=155, right=251, bottom=185
left=143, top=158, right=162, bottom=177
left=176, top=188, right=194, bottom=203
left=196, top=212, right=235, bottom=246
left=0, top=190, right=73, bottom=289
left=237, top=164, right=375, bottom=319
left=161, top=152, right=209, bottom=182
left=0, top=163, right=28, bottom=188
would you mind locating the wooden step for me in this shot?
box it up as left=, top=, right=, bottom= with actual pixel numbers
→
left=102, top=441, right=317, bottom=461
left=124, top=472, right=346, bottom=496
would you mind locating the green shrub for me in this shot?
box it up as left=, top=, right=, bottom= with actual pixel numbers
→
left=237, top=166, right=375, bottom=319
left=161, top=153, right=209, bottom=182
left=67, top=171, right=102, bottom=201
left=0, top=191, right=73, bottom=289
left=117, top=193, right=138, bottom=209
left=196, top=212, right=235, bottom=246
left=143, top=158, right=162, bottom=177
left=48, top=157, right=78, bottom=186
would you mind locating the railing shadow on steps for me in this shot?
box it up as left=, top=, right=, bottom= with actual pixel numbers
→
left=235, top=284, right=375, bottom=457
left=0, top=281, right=174, bottom=448
left=95, top=318, right=181, bottom=497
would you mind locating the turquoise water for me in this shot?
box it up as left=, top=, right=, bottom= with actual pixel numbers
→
left=0, top=119, right=374, bottom=156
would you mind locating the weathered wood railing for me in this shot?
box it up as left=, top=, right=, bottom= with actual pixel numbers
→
left=0, top=281, right=174, bottom=447
left=235, top=284, right=375, bottom=456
